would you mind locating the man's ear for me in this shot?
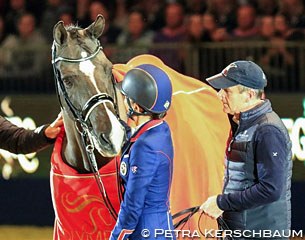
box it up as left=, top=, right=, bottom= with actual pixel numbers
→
left=247, top=89, right=256, bottom=102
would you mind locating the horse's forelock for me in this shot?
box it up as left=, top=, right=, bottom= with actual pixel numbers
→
left=57, top=25, right=98, bottom=56
left=65, top=24, right=82, bottom=32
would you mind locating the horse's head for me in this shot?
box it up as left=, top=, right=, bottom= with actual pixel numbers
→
left=52, top=15, right=125, bottom=160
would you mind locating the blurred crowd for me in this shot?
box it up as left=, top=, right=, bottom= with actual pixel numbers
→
left=0, top=0, right=305, bottom=91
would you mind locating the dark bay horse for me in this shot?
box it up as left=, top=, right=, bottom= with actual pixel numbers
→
left=50, top=15, right=126, bottom=239
left=49, top=13, right=229, bottom=240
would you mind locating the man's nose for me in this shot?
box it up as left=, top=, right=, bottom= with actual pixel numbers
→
left=217, top=89, right=224, bottom=100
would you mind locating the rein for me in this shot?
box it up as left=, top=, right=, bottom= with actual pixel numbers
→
left=51, top=41, right=121, bottom=221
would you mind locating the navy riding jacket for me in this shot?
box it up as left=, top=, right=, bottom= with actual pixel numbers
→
left=110, top=120, right=175, bottom=240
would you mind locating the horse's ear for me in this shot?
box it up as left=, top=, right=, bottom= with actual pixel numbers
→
left=85, top=14, right=105, bottom=39
left=53, top=21, right=67, bottom=45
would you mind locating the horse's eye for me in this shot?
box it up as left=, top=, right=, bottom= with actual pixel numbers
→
left=62, top=77, right=73, bottom=89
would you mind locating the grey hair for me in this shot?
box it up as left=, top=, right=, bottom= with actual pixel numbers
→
left=238, top=85, right=264, bottom=99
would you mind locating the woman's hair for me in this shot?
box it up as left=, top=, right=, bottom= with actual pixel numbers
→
left=136, top=102, right=166, bottom=119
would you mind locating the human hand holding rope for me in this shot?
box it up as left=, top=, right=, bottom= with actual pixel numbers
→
left=173, top=201, right=233, bottom=239
left=200, top=195, right=223, bottom=219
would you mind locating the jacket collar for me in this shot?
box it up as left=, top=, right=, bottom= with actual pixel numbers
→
left=130, top=119, right=163, bottom=143
left=238, top=99, right=272, bottom=130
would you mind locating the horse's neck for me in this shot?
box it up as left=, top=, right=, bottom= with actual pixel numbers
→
left=62, top=118, right=111, bottom=173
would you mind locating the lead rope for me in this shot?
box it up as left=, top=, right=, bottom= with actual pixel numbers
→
left=80, top=124, right=118, bottom=221
left=80, top=72, right=126, bottom=221
left=173, top=206, right=234, bottom=240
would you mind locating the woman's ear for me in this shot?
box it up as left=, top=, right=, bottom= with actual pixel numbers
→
left=134, top=103, right=142, bottom=113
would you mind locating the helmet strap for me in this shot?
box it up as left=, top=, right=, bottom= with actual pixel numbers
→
left=126, top=97, right=150, bottom=120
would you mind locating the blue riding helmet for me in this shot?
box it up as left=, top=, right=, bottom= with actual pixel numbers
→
left=117, top=64, right=172, bottom=114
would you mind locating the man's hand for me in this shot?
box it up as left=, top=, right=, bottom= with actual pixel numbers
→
left=44, top=113, right=63, bottom=139
left=200, top=195, right=223, bottom=219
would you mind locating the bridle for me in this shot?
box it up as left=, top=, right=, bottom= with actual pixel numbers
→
left=51, top=40, right=121, bottom=221
left=51, top=41, right=118, bottom=122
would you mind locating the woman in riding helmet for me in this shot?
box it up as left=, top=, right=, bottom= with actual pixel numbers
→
left=110, top=64, right=176, bottom=240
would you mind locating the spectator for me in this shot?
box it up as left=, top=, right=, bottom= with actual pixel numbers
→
left=256, top=0, right=279, bottom=16
left=258, top=15, right=275, bottom=41
left=186, top=13, right=213, bottom=79
left=231, top=4, right=259, bottom=40
left=0, top=13, right=47, bottom=81
left=274, top=14, right=293, bottom=39
left=5, top=0, right=27, bottom=35
left=187, top=13, right=209, bottom=43
left=115, top=9, right=154, bottom=62
left=285, top=28, right=305, bottom=91
left=207, top=0, right=237, bottom=32
left=88, top=1, right=122, bottom=45
left=272, top=13, right=304, bottom=90
left=117, top=9, right=154, bottom=46
left=260, top=33, right=294, bottom=66
left=113, top=0, right=129, bottom=30
left=274, top=14, right=304, bottom=41
left=76, top=0, right=90, bottom=25
left=259, top=33, right=294, bottom=90
left=185, top=0, right=207, bottom=14
left=0, top=16, right=7, bottom=45
left=202, top=12, right=217, bottom=34
left=58, top=7, right=75, bottom=26
left=152, top=2, right=186, bottom=73
left=138, top=0, right=165, bottom=31
left=40, top=0, right=66, bottom=43
left=202, top=12, right=226, bottom=42
left=279, top=0, right=305, bottom=28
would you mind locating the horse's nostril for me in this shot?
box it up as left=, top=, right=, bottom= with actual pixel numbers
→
left=100, top=133, right=111, bottom=145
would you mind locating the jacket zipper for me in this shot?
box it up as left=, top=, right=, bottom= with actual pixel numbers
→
left=223, top=123, right=241, bottom=193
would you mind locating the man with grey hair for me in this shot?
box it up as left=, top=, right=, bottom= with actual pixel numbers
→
left=201, top=61, right=292, bottom=239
